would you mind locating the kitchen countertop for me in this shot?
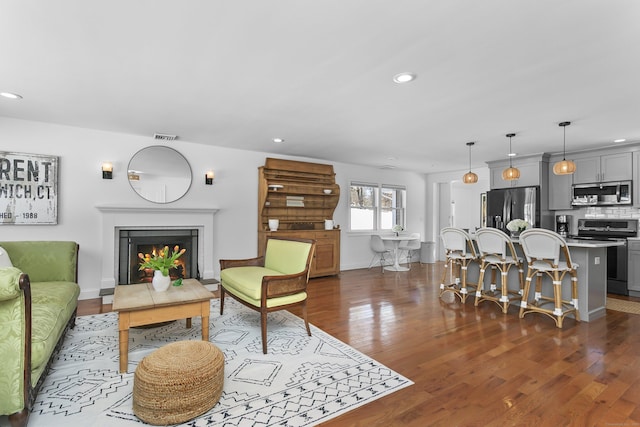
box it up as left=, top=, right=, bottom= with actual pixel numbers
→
left=563, top=238, right=625, bottom=248
left=471, top=233, right=625, bottom=248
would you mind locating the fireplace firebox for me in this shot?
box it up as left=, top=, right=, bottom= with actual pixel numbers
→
left=118, top=229, right=199, bottom=284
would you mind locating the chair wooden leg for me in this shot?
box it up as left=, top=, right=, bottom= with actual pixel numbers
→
left=8, top=409, right=29, bottom=427
left=302, top=302, right=311, bottom=336
left=261, top=309, right=268, bottom=354
left=219, top=285, right=225, bottom=315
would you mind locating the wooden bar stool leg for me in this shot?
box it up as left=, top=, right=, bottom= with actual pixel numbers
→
left=439, top=258, right=450, bottom=295
left=519, top=272, right=534, bottom=318
left=553, top=270, right=563, bottom=327
left=460, top=262, right=469, bottom=302
left=534, top=272, right=543, bottom=304
left=500, top=267, right=509, bottom=313
left=475, top=262, right=487, bottom=306
left=518, top=265, right=525, bottom=296
left=572, top=273, right=580, bottom=322
left=490, top=267, right=497, bottom=294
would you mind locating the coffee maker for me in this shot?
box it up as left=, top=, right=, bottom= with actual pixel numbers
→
left=556, top=215, right=571, bottom=237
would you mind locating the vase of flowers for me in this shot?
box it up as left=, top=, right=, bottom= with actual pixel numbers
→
left=138, top=245, right=186, bottom=292
left=506, top=219, right=530, bottom=238
left=151, top=270, right=171, bottom=292
left=392, top=224, right=404, bottom=237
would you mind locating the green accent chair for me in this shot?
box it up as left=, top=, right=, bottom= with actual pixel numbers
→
left=0, top=241, right=80, bottom=427
left=220, top=237, right=315, bottom=354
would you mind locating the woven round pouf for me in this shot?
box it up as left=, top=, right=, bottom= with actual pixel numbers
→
left=133, top=340, right=224, bottom=425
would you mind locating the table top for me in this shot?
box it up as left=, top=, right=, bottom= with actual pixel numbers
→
left=380, top=234, right=420, bottom=241
left=113, top=278, right=213, bottom=312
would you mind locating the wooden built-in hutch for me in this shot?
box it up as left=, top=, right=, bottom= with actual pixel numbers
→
left=258, top=158, right=340, bottom=278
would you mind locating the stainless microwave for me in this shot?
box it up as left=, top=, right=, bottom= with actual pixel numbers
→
left=571, top=181, right=632, bottom=206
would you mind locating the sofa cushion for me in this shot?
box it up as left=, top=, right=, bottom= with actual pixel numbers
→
left=0, top=247, right=13, bottom=268
left=220, top=266, right=284, bottom=300
left=30, top=281, right=80, bottom=377
left=223, top=280, right=307, bottom=308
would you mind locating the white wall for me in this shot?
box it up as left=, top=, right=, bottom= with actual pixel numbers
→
left=0, top=117, right=426, bottom=299
left=425, top=168, right=490, bottom=260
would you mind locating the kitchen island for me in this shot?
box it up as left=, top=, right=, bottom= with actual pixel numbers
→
left=561, top=239, right=622, bottom=322
left=466, top=236, right=622, bottom=322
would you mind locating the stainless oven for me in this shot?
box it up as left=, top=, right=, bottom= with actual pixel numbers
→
left=575, top=219, right=638, bottom=295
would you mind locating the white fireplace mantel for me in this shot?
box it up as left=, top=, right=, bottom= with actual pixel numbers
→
left=96, top=204, right=219, bottom=290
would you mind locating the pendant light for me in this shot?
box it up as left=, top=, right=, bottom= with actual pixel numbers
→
left=553, top=121, right=576, bottom=175
left=462, top=142, right=478, bottom=184
left=502, top=133, right=520, bottom=180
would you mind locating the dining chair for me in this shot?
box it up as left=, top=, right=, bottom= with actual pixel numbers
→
left=368, top=235, right=392, bottom=273
left=398, top=233, right=421, bottom=269
left=518, top=228, right=580, bottom=328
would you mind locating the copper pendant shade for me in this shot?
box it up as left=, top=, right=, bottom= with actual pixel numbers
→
left=502, top=133, right=520, bottom=180
left=462, top=142, right=478, bottom=184
left=553, top=121, right=577, bottom=175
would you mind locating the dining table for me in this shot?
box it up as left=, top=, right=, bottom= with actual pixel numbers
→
left=380, top=234, right=420, bottom=271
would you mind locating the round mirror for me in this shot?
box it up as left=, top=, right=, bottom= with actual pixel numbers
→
left=127, top=146, right=192, bottom=203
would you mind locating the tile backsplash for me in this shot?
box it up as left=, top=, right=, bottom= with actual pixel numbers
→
left=554, top=207, right=640, bottom=235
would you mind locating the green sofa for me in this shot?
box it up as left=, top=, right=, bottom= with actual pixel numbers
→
left=0, top=241, right=80, bottom=427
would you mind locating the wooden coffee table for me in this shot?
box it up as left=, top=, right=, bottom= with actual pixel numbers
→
left=112, top=278, right=214, bottom=373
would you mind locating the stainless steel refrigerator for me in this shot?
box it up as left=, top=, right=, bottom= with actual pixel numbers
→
left=486, top=186, right=540, bottom=233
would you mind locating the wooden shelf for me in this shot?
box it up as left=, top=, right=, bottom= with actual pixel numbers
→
left=258, top=157, right=340, bottom=277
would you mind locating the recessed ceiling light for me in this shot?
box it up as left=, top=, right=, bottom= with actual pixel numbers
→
left=508, top=152, right=517, bottom=157
left=393, top=73, right=416, bottom=84
left=614, top=139, right=626, bottom=143
left=272, top=138, right=285, bottom=143
left=1, top=92, right=22, bottom=99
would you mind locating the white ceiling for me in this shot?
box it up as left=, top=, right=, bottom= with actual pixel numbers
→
left=1, top=0, right=640, bottom=174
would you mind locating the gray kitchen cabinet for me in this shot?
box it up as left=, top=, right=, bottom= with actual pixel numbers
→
left=628, top=239, right=640, bottom=295
left=572, top=152, right=632, bottom=184
left=548, top=156, right=572, bottom=210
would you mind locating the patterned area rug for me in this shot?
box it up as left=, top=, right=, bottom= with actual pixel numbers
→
left=22, top=298, right=412, bottom=427
left=606, top=298, right=640, bottom=315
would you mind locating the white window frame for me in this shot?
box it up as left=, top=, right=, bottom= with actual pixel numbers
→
left=349, top=181, right=406, bottom=232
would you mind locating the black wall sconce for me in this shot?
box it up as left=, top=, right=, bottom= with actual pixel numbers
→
left=205, top=170, right=215, bottom=185
left=102, top=162, right=113, bottom=179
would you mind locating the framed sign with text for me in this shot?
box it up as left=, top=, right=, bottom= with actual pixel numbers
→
left=0, top=151, right=58, bottom=224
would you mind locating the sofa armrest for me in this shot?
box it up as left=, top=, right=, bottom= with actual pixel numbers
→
left=0, top=269, right=32, bottom=418
left=220, top=256, right=265, bottom=270
left=261, top=270, right=310, bottom=299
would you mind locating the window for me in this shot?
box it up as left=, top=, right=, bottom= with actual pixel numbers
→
left=349, top=182, right=406, bottom=231
left=380, top=185, right=405, bottom=230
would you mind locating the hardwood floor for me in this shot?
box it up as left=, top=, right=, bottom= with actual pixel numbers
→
left=78, top=263, right=640, bottom=426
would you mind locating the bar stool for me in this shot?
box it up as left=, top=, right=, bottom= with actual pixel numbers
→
left=440, top=227, right=478, bottom=303
left=474, top=227, right=524, bottom=313
left=518, top=228, right=580, bottom=328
